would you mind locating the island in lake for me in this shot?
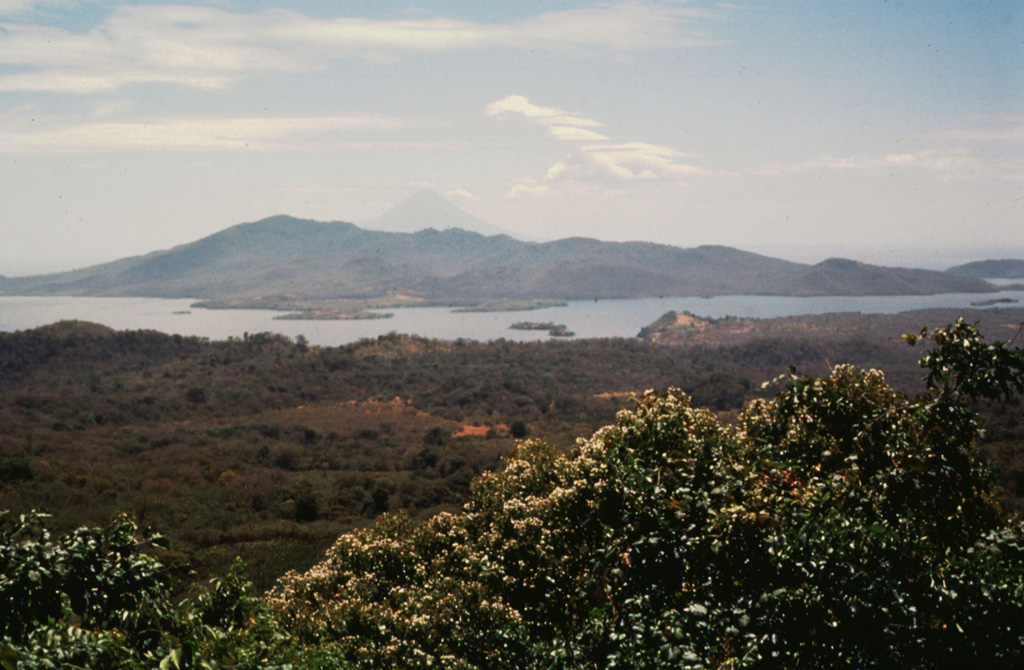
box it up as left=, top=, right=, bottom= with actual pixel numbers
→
left=274, top=310, right=393, bottom=321
left=452, top=299, right=569, bottom=313
left=971, top=297, right=1019, bottom=307
left=510, top=321, right=575, bottom=337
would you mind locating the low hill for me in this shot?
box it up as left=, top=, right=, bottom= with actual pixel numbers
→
left=948, top=258, right=1024, bottom=279
left=765, top=257, right=994, bottom=295
left=0, top=216, right=995, bottom=304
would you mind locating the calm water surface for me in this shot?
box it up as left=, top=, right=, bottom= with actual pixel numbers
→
left=0, top=292, right=1021, bottom=347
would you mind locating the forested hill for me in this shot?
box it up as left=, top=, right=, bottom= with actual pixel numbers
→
left=0, top=215, right=995, bottom=303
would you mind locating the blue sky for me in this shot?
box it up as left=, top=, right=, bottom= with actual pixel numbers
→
left=1, top=0, right=1021, bottom=274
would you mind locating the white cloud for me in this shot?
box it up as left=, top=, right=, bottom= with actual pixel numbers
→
left=490, top=95, right=711, bottom=187
left=581, top=141, right=694, bottom=157
left=0, top=7, right=310, bottom=92
left=0, top=114, right=413, bottom=152
left=486, top=95, right=602, bottom=128
left=885, top=154, right=917, bottom=165
left=547, top=125, right=608, bottom=141
left=0, top=2, right=727, bottom=93
left=545, top=162, right=569, bottom=181
left=446, top=188, right=478, bottom=202
left=501, top=1, right=725, bottom=53
left=507, top=183, right=553, bottom=199
left=580, top=142, right=708, bottom=180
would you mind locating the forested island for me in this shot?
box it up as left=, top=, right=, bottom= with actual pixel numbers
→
left=509, top=321, right=575, bottom=336
left=1, top=310, right=1023, bottom=667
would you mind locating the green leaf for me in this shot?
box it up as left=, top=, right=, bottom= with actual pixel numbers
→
left=149, top=534, right=171, bottom=549
left=159, top=647, right=182, bottom=670
left=0, top=644, right=20, bottom=670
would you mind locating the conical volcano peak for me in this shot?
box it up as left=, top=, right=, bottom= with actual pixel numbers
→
left=364, top=191, right=518, bottom=238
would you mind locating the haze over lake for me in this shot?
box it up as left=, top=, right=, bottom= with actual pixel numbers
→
left=2, top=292, right=1021, bottom=348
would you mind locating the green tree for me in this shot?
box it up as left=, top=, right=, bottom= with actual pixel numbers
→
left=0, top=513, right=305, bottom=669
left=0, top=457, right=33, bottom=484
left=509, top=420, right=529, bottom=439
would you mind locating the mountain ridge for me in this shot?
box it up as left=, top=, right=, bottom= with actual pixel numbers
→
left=0, top=212, right=997, bottom=305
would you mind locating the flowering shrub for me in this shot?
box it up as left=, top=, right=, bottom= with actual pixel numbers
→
left=267, top=321, right=1024, bottom=668
left=267, top=511, right=529, bottom=669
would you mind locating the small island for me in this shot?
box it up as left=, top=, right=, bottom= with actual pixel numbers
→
left=510, top=321, right=575, bottom=337
left=189, top=296, right=395, bottom=320
left=453, top=299, right=569, bottom=313
left=274, top=310, right=393, bottom=321
left=971, top=297, right=1019, bottom=307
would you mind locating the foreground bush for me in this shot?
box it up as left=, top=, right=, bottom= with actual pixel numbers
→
left=0, top=513, right=321, bottom=669
left=268, top=319, right=1024, bottom=668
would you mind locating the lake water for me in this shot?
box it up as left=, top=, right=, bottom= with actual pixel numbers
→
left=0, top=291, right=1022, bottom=347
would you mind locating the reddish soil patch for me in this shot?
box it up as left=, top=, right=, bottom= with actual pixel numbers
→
left=454, top=423, right=508, bottom=438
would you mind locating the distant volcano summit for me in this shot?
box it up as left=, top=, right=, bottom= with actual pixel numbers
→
left=364, top=190, right=519, bottom=238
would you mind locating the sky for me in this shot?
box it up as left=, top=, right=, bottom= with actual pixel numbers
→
left=1, top=0, right=1022, bottom=275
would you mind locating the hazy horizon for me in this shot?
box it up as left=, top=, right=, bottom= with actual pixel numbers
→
left=2, top=1, right=1021, bottom=277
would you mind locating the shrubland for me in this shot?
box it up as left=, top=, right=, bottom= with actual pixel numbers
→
left=1, top=318, right=938, bottom=588
left=0, top=316, right=1023, bottom=667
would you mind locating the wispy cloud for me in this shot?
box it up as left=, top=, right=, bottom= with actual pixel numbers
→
left=507, top=182, right=553, bottom=199
left=581, top=142, right=710, bottom=180
left=490, top=94, right=713, bottom=195
left=753, top=147, right=1023, bottom=181
left=0, top=114, right=413, bottom=152
left=446, top=188, right=479, bottom=202
left=547, top=126, right=609, bottom=141
left=486, top=95, right=603, bottom=128
left=0, top=2, right=727, bottom=93
left=490, top=93, right=1024, bottom=200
